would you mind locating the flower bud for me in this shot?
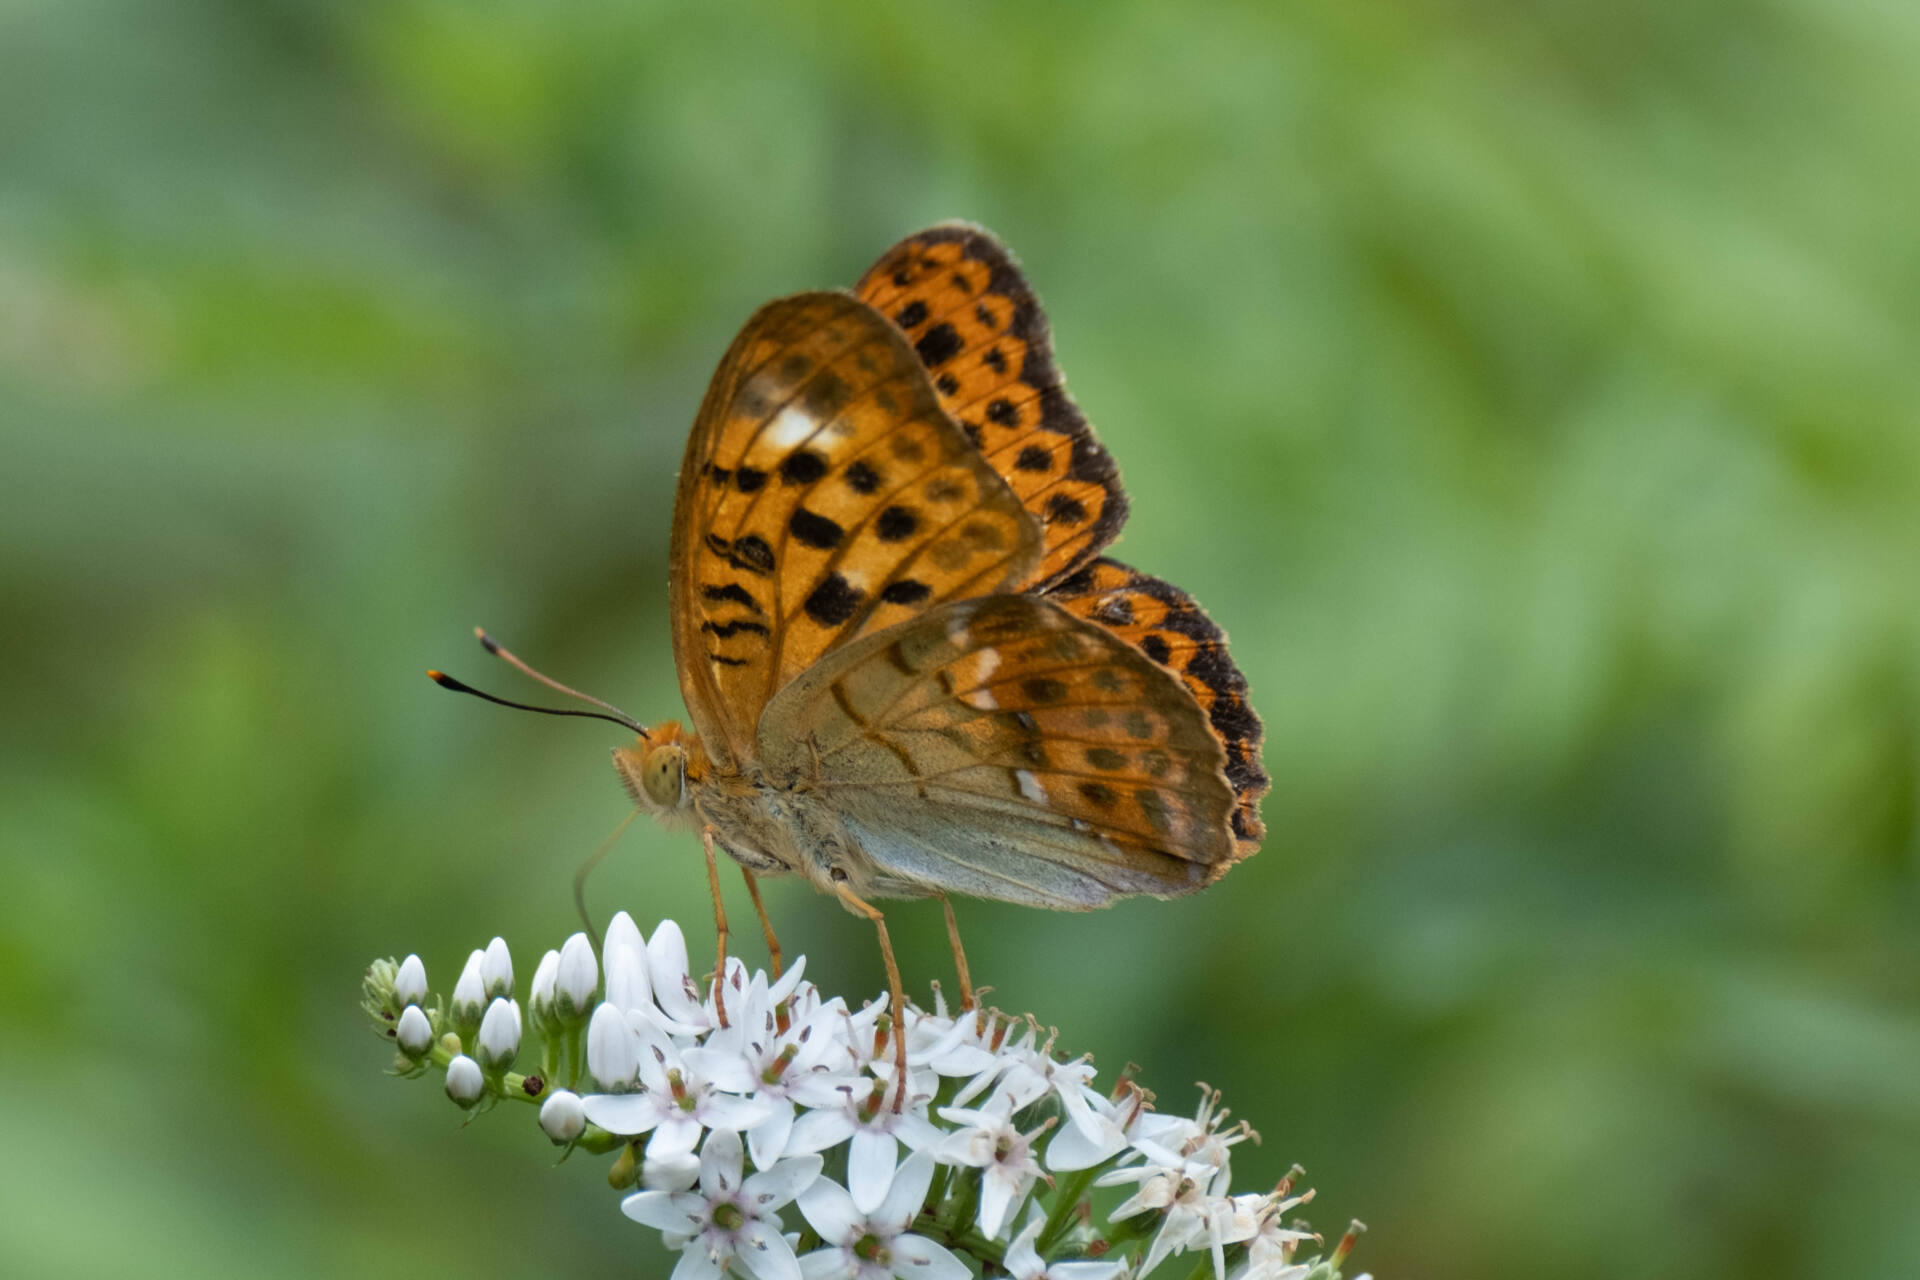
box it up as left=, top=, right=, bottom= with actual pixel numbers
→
left=393, top=954, right=428, bottom=1007
left=397, top=1004, right=434, bottom=1058
left=556, top=931, right=598, bottom=1021
left=528, top=950, right=560, bottom=1035
left=539, top=1089, right=586, bottom=1144
left=477, top=997, right=522, bottom=1073
left=586, top=1002, right=638, bottom=1092
left=605, top=910, right=645, bottom=960
left=445, top=1054, right=485, bottom=1106
left=451, top=949, right=486, bottom=1037
left=481, top=936, right=514, bottom=1000
left=604, top=940, right=652, bottom=1015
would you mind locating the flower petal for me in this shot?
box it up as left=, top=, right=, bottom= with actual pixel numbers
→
left=621, top=1189, right=701, bottom=1235
left=748, top=1101, right=796, bottom=1172
left=785, top=1107, right=855, bottom=1156
left=847, top=1129, right=899, bottom=1215
left=736, top=1218, right=802, bottom=1280
left=705, top=1091, right=777, bottom=1133
left=977, top=1171, right=1021, bottom=1241
left=876, top=1151, right=937, bottom=1234
left=670, top=1246, right=726, bottom=1280
left=581, top=1092, right=661, bottom=1135
left=796, top=1174, right=862, bottom=1245
left=686, top=1045, right=758, bottom=1093
left=889, top=1234, right=970, bottom=1280
left=798, top=1248, right=858, bottom=1280
left=694, top=1128, right=742, bottom=1197
left=649, top=1113, right=705, bottom=1163
left=744, top=1153, right=825, bottom=1213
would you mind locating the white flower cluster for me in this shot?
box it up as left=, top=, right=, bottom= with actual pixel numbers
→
left=364, top=915, right=1367, bottom=1280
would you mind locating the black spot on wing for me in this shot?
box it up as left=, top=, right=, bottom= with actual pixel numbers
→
left=845, top=460, right=882, bottom=494
left=736, top=466, right=768, bottom=493
left=803, top=573, right=865, bottom=626
left=894, top=300, right=928, bottom=329
left=914, top=323, right=963, bottom=368
left=1044, top=493, right=1088, bottom=525
left=729, top=535, right=775, bottom=575
left=701, top=619, right=770, bottom=638
left=780, top=450, right=829, bottom=486
left=876, top=506, right=918, bottom=542
left=879, top=579, right=931, bottom=606
left=702, top=583, right=764, bottom=614
left=1014, top=445, right=1051, bottom=473
left=788, top=508, right=844, bottom=550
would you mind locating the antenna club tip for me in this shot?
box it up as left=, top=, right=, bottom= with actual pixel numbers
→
left=427, top=669, right=461, bottom=689
left=474, top=627, right=501, bottom=654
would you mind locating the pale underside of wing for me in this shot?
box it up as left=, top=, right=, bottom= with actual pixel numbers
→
left=757, top=594, right=1236, bottom=909
left=668, top=292, right=1044, bottom=767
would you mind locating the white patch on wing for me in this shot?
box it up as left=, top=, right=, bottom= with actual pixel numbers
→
left=1015, top=769, right=1047, bottom=803
left=963, top=686, right=999, bottom=710
left=973, top=649, right=1001, bottom=682
left=767, top=405, right=819, bottom=451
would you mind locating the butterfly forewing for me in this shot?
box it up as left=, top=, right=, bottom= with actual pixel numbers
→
left=757, top=595, right=1236, bottom=909
left=855, top=225, right=1128, bottom=589
left=669, top=292, right=1044, bottom=764
left=1046, top=557, right=1268, bottom=853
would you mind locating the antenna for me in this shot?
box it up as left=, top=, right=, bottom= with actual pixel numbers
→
left=472, top=627, right=647, bottom=730
left=427, top=669, right=648, bottom=736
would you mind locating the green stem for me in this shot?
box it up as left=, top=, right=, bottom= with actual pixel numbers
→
left=1036, top=1164, right=1100, bottom=1256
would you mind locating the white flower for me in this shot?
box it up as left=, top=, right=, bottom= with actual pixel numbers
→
left=450, top=949, right=486, bottom=1028
left=1103, top=1160, right=1242, bottom=1280
left=556, top=930, right=598, bottom=1019
left=1222, top=1192, right=1315, bottom=1280
left=694, top=967, right=865, bottom=1170
left=540, top=1089, right=586, bottom=1144
left=795, top=1150, right=966, bottom=1280
left=587, top=1002, right=639, bottom=1091
left=393, top=954, right=428, bottom=1007
left=1044, top=1083, right=1132, bottom=1173
left=445, top=1054, right=484, bottom=1106
left=621, top=1128, right=821, bottom=1280
left=1004, top=1213, right=1127, bottom=1280
left=785, top=1077, right=943, bottom=1215
left=396, top=1004, right=434, bottom=1057
left=477, top=997, right=522, bottom=1072
left=935, top=1098, right=1050, bottom=1240
left=584, top=1010, right=774, bottom=1160
left=481, top=936, right=513, bottom=999
left=957, top=1023, right=1112, bottom=1165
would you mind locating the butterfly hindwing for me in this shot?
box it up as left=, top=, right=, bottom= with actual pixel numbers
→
left=668, top=292, right=1044, bottom=766
left=1045, top=557, right=1268, bottom=853
left=757, top=594, right=1237, bottom=909
left=855, top=224, right=1128, bottom=590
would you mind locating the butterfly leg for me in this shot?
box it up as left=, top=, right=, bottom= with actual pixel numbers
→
left=831, top=875, right=911, bottom=1112
left=701, top=827, right=732, bottom=1029
left=936, top=892, right=976, bottom=1012
left=740, top=868, right=783, bottom=979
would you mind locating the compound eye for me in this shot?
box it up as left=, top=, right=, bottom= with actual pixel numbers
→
left=642, top=745, right=686, bottom=808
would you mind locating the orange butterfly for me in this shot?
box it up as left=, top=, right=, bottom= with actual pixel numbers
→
left=437, top=225, right=1266, bottom=1092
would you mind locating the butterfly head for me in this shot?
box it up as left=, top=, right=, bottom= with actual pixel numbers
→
left=613, top=720, right=706, bottom=820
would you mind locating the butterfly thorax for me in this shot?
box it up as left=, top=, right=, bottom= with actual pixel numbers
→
left=614, top=721, right=914, bottom=900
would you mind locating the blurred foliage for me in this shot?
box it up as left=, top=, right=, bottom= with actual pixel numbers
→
left=3, top=1, right=1917, bottom=1277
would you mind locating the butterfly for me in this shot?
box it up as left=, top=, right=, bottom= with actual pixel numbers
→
left=436, top=224, right=1266, bottom=1090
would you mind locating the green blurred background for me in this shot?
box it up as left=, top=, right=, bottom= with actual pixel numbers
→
left=4, top=1, right=1917, bottom=1276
